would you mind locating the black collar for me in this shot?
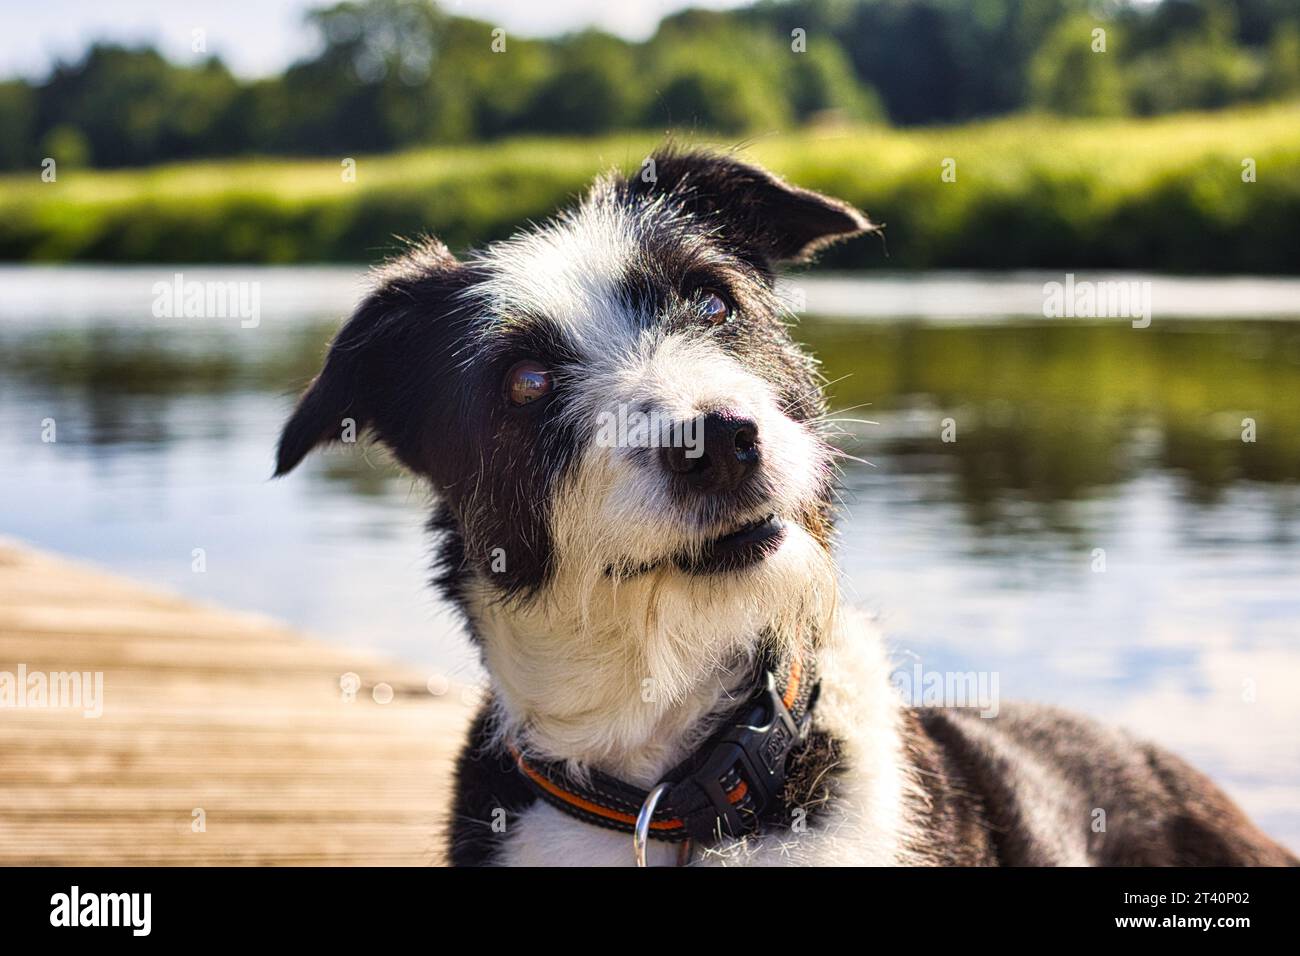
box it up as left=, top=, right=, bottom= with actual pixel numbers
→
left=511, top=647, right=819, bottom=845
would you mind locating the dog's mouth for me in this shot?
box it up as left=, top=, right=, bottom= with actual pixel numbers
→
left=673, top=513, right=786, bottom=575
left=604, top=513, right=787, bottom=581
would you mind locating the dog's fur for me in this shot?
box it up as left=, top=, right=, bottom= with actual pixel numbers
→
left=277, top=149, right=1296, bottom=867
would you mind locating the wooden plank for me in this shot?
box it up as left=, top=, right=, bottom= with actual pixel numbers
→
left=0, top=537, right=473, bottom=866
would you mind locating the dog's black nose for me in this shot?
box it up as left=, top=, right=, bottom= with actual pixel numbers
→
left=662, top=411, right=760, bottom=492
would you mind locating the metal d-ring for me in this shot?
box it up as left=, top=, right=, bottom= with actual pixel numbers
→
left=633, top=782, right=671, bottom=867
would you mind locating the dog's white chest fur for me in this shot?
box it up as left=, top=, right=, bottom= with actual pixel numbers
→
left=495, top=618, right=914, bottom=867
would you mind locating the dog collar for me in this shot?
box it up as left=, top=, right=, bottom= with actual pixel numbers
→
left=510, top=647, right=819, bottom=857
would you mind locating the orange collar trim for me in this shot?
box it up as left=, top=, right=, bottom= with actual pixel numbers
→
left=504, top=642, right=811, bottom=842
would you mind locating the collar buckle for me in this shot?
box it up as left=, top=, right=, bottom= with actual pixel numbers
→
left=675, top=671, right=811, bottom=842
left=510, top=651, right=817, bottom=851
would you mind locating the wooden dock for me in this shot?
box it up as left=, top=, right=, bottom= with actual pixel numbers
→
left=0, top=539, right=472, bottom=865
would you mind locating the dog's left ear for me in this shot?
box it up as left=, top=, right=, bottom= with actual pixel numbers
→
left=628, top=149, right=875, bottom=265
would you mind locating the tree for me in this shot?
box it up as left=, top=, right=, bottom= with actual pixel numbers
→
left=526, top=32, right=645, bottom=134
left=1123, top=4, right=1266, bottom=113
left=785, top=32, right=884, bottom=123
left=0, top=80, right=35, bottom=168
left=1030, top=14, right=1129, bottom=116
left=34, top=45, right=243, bottom=166
left=644, top=13, right=791, bottom=132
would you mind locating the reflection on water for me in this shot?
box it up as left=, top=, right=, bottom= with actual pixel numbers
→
left=1, top=268, right=1297, bottom=851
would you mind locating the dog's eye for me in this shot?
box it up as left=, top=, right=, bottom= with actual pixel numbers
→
left=505, top=360, right=553, bottom=406
left=696, top=290, right=731, bottom=325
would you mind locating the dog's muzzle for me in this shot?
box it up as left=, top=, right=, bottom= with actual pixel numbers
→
left=661, top=409, right=760, bottom=493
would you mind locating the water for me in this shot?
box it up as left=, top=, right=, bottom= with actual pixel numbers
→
left=2, top=265, right=1298, bottom=851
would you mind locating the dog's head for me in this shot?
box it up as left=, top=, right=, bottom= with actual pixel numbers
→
left=277, top=150, right=871, bottom=740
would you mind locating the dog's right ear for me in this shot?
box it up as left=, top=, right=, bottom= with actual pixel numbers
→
left=275, top=239, right=467, bottom=477
left=273, top=293, right=381, bottom=477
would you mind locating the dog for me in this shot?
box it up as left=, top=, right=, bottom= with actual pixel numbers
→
left=275, top=149, right=1297, bottom=867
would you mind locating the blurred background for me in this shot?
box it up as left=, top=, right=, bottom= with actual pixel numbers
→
left=0, top=0, right=1297, bottom=851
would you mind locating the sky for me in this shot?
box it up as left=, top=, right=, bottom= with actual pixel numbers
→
left=0, top=0, right=750, bottom=80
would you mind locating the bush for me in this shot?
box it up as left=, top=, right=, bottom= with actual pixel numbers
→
left=2, top=104, right=1298, bottom=272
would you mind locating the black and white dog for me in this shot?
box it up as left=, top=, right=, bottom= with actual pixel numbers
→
left=276, top=150, right=1296, bottom=867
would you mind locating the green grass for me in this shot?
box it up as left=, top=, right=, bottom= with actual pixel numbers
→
left=2, top=103, right=1299, bottom=270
